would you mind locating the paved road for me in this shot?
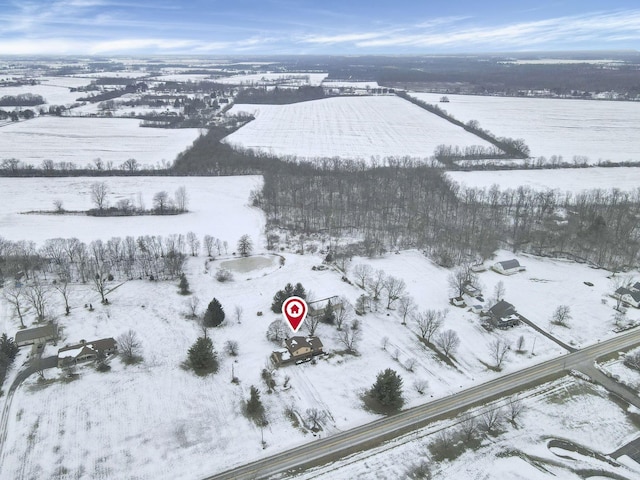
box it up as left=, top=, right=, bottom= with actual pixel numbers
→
left=205, top=329, right=640, bottom=480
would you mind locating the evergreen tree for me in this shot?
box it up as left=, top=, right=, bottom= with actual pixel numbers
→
left=0, top=333, right=19, bottom=362
left=178, top=273, right=190, bottom=295
left=203, top=298, right=225, bottom=327
left=293, top=282, right=306, bottom=299
left=188, top=336, right=218, bottom=374
left=246, top=385, right=265, bottom=423
left=271, top=283, right=307, bottom=313
left=322, top=299, right=335, bottom=324
left=369, top=368, right=404, bottom=412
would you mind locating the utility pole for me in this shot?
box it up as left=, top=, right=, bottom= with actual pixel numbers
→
left=531, top=336, right=537, bottom=356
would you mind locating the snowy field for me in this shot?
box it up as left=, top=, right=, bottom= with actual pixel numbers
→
left=0, top=82, right=84, bottom=108
left=0, top=117, right=202, bottom=168
left=149, top=74, right=214, bottom=82
left=224, top=96, right=495, bottom=161
left=411, top=92, right=640, bottom=163
left=0, top=176, right=264, bottom=247
left=292, top=377, right=640, bottom=479
left=447, top=167, right=640, bottom=195
left=215, top=72, right=328, bottom=86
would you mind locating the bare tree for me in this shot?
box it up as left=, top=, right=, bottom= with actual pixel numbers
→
left=89, top=260, right=110, bottom=304
left=413, top=309, right=443, bottom=343
left=413, top=379, right=428, bottom=394
left=186, top=232, right=200, bottom=256
left=174, top=186, right=189, bottom=212
left=203, top=235, right=215, bottom=257
left=304, top=314, right=321, bottom=336
left=24, top=281, right=50, bottom=321
left=436, top=329, right=460, bottom=357
left=459, top=413, right=478, bottom=442
left=352, top=264, right=373, bottom=289
left=551, top=305, right=571, bottom=327
left=488, top=338, right=510, bottom=369
left=383, top=275, right=406, bottom=309
left=90, top=181, right=109, bottom=211
left=397, top=296, right=416, bottom=325
left=153, top=191, right=170, bottom=213
left=237, top=234, right=253, bottom=257
left=224, top=340, right=239, bottom=356
left=53, top=199, right=64, bottom=213
left=481, top=407, right=503, bottom=434
left=117, top=330, right=142, bottom=363
left=448, top=264, right=475, bottom=297
left=305, top=408, right=327, bottom=430
left=506, top=395, right=524, bottom=425
left=381, top=336, right=390, bottom=350
left=516, top=335, right=525, bottom=353
left=185, top=296, right=200, bottom=319
left=3, top=286, right=26, bottom=328
left=266, top=320, right=287, bottom=343
left=367, top=269, right=386, bottom=302
left=404, top=357, right=417, bottom=372
left=338, top=323, right=361, bottom=354
left=334, top=299, right=350, bottom=330
left=624, top=351, right=640, bottom=371
left=234, top=305, right=243, bottom=324
left=53, top=280, right=72, bottom=315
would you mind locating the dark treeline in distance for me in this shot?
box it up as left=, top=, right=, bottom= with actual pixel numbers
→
left=235, top=86, right=326, bottom=104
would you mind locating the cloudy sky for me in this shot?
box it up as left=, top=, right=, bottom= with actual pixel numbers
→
left=0, top=0, right=639, bottom=55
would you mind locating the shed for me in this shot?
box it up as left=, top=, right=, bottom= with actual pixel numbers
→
left=15, top=324, right=57, bottom=347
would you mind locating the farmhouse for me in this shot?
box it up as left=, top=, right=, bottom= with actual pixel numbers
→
left=492, top=259, right=526, bottom=275
left=15, top=324, right=57, bottom=347
left=271, top=336, right=324, bottom=366
left=489, top=300, right=520, bottom=329
left=614, top=287, right=640, bottom=309
left=57, top=338, right=117, bottom=368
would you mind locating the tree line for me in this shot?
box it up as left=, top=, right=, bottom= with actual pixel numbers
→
left=253, top=161, right=640, bottom=270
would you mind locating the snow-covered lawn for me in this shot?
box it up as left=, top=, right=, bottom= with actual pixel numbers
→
left=410, top=92, right=640, bottom=163
left=292, top=377, right=640, bottom=479
left=0, top=176, right=265, bottom=247
left=322, top=80, right=380, bottom=89
left=0, top=117, right=202, bottom=168
left=224, top=96, right=494, bottom=162
left=447, top=167, right=640, bottom=194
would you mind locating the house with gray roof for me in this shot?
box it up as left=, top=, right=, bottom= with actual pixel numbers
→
left=57, top=338, right=117, bottom=367
left=489, top=300, right=520, bottom=329
left=271, top=336, right=324, bottom=366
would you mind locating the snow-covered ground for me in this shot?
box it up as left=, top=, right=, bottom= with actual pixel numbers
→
left=224, top=96, right=494, bottom=162
left=0, top=83, right=83, bottom=108
left=447, top=167, right=640, bottom=195
left=410, top=92, right=640, bottom=163
left=0, top=176, right=264, bottom=247
left=0, top=117, right=202, bottom=168
left=1, top=246, right=624, bottom=479
left=291, top=377, right=640, bottom=479
left=150, top=74, right=214, bottom=82
left=215, top=72, right=328, bottom=86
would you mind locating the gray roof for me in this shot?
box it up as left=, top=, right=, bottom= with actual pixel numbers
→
left=286, top=336, right=323, bottom=353
left=489, top=300, right=516, bottom=319
left=15, top=324, right=57, bottom=343
left=498, top=259, right=521, bottom=270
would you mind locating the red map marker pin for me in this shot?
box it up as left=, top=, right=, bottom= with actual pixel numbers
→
left=282, top=296, right=308, bottom=333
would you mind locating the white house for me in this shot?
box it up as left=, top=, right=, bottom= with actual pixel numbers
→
left=614, top=287, right=640, bottom=309
left=492, top=259, right=525, bottom=275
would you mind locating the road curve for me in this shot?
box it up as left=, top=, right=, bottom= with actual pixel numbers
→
left=205, top=328, right=640, bottom=480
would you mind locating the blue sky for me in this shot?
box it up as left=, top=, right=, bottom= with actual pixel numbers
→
left=0, top=0, right=639, bottom=55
